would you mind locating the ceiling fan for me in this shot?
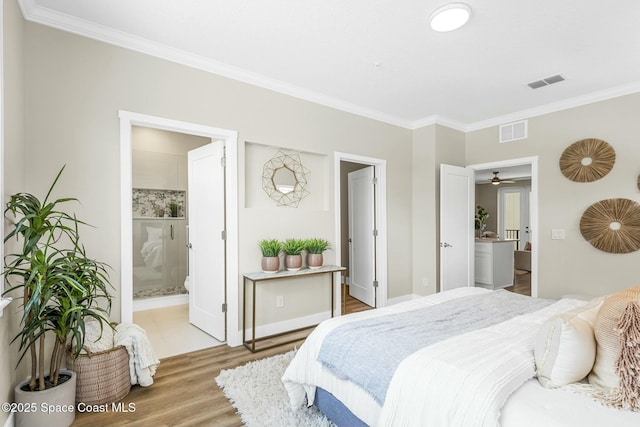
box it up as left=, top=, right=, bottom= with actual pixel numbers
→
left=490, top=171, right=516, bottom=185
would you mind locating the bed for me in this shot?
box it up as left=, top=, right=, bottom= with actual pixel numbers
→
left=282, top=287, right=640, bottom=426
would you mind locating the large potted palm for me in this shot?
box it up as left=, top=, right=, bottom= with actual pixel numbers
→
left=3, top=167, right=112, bottom=427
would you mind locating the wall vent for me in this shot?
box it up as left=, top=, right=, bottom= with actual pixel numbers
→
left=527, top=74, right=566, bottom=89
left=499, top=120, right=528, bottom=143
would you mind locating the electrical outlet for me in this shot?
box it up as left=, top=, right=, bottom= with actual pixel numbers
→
left=422, top=277, right=429, bottom=287
left=551, top=229, right=565, bottom=240
left=276, top=296, right=284, bottom=307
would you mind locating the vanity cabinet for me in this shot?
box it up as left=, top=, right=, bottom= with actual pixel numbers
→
left=474, top=240, right=515, bottom=289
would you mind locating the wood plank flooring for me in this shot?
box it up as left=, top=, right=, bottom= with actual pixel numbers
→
left=73, top=288, right=372, bottom=426
left=71, top=328, right=313, bottom=427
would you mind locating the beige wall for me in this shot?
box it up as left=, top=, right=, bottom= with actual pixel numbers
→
left=2, top=0, right=27, bottom=419
left=410, top=124, right=466, bottom=296
left=20, top=19, right=412, bottom=333
left=466, top=93, right=640, bottom=299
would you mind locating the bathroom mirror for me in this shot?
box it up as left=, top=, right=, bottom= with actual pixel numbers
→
left=262, top=151, right=310, bottom=207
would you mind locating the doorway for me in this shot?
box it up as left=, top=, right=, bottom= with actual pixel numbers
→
left=119, top=111, right=240, bottom=350
left=469, top=157, right=538, bottom=297
left=335, top=153, right=388, bottom=313
left=439, top=157, right=538, bottom=297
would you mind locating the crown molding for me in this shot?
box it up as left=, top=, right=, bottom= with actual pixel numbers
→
left=17, top=1, right=640, bottom=134
left=18, top=0, right=414, bottom=129
left=465, top=81, right=640, bottom=132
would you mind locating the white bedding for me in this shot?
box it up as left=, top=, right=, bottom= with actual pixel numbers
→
left=282, top=287, right=640, bottom=426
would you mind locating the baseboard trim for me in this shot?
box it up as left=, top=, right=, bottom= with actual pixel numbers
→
left=387, top=293, right=421, bottom=305
left=133, top=294, right=189, bottom=311
left=243, top=310, right=331, bottom=340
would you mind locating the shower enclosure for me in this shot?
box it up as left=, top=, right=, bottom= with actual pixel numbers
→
left=132, top=218, right=187, bottom=299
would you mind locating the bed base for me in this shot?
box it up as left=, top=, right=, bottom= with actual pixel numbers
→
left=314, top=387, right=368, bottom=427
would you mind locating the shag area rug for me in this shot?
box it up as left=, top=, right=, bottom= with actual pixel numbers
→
left=215, top=350, right=335, bottom=427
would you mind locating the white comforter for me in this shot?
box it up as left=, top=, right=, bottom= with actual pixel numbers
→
left=281, top=288, right=585, bottom=427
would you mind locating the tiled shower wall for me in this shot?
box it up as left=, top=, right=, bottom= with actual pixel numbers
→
left=133, top=188, right=186, bottom=217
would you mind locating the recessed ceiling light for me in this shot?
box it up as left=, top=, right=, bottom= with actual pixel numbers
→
left=429, top=3, right=471, bottom=32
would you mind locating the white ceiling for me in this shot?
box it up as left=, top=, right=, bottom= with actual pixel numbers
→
left=20, top=0, right=640, bottom=130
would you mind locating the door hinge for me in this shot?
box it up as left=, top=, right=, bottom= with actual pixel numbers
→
left=221, top=229, right=227, bottom=240
left=372, top=177, right=378, bottom=185
left=222, top=303, right=227, bottom=313
left=373, top=280, right=379, bottom=288
left=221, top=155, right=226, bottom=167
left=373, top=229, right=378, bottom=237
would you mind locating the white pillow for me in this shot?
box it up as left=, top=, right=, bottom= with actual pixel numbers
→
left=535, top=298, right=603, bottom=387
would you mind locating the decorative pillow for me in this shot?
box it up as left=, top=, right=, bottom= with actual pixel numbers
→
left=535, top=298, right=603, bottom=387
left=589, top=287, right=640, bottom=394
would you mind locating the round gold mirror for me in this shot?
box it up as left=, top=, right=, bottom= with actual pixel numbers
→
left=262, top=151, right=310, bottom=207
left=272, top=166, right=297, bottom=194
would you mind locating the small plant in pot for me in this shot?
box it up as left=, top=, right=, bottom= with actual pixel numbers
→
left=282, top=238, right=305, bottom=271
left=258, top=239, right=282, bottom=273
left=304, top=238, right=331, bottom=269
left=2, top=166, right=113, bottom=427
left=168, top=202, right=180, bottom=217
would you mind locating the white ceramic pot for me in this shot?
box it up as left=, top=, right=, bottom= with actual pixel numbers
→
left=14, top=370, right=77, bottom=427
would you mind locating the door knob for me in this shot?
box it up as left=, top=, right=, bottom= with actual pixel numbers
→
left=186, top=243, right=193, bottom=249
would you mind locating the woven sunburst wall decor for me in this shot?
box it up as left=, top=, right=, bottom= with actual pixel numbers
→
left=579, top=198, right=640, bottom=254
left=559, top=138, right=615, bottom=183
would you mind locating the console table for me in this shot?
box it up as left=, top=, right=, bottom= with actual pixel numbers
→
left=243, top=265, right=345, bottom=352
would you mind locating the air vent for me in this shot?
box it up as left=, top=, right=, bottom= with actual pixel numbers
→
left=499, top=120, right=528, bottom=143
left=527, top=74, right=566, bottom=89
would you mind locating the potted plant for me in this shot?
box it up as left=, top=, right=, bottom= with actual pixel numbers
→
left=304, top=238, right=331, bottom=269
left=258, top=239, right=282, bottom=273
left=475, top=205, right=489, bottom=238
left=168, top=202, right=180, bottom=217
left=282, top=238, right=305, bottom=271
left=3, top=166, right=113, bottom=427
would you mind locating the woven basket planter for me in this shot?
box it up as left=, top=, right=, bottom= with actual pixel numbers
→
left=66, top=345, right=131, bottom=405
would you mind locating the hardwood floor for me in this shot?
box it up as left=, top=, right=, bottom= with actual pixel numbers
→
left=73, top=288, right=371, bottom=426
left=71, top=328, right=314, bottom=427
left=504, top=273, right=531, bottom=296
left=342, top=284, right=373, bottom=314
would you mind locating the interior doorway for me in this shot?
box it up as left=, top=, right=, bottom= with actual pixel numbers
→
left=335, top=153, right=388, bottom=313
left=119, top=111, right=241, bottom=351
left=469, top=157, right=538, bottom=297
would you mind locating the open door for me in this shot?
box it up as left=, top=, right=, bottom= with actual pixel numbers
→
left=187, top=142, right=226, bottom=340
left=439, top=164, right=475, bottom=292
left=348, top=166, right=376, bottom=307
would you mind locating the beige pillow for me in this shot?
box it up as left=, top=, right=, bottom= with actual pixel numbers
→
left=535, top=298, right=603, bottom=387
left=589, top=286, right=640, bottom=390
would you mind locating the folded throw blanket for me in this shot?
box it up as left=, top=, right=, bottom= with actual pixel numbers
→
left=115, top=323, right=160, bottom=386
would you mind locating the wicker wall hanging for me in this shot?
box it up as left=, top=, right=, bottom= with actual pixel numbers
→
left=637, top=174, right=640, bottom=191
left=579, top=198, right=640, bottom=254
left=559, top=138, right=615, bottom=183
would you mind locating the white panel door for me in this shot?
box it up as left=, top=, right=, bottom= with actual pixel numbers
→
left=439, top=164, right=475, bottom=292
left=188, top=142, right=226, bottom=340
left=348, top=166, right=376, bottom=307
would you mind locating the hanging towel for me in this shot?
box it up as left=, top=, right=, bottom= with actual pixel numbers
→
left=115, top=323, right=160, bottom=386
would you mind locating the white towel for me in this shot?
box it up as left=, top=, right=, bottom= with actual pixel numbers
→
left=115, top=323, right=160, bottom=387
left=81, top=320, right=115, bottom=353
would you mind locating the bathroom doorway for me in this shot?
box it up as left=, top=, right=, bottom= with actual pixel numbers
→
left=120, top=111, right=240, bottom=356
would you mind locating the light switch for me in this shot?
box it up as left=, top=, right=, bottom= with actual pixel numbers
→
left=551, top=229, right=565, bottom=240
